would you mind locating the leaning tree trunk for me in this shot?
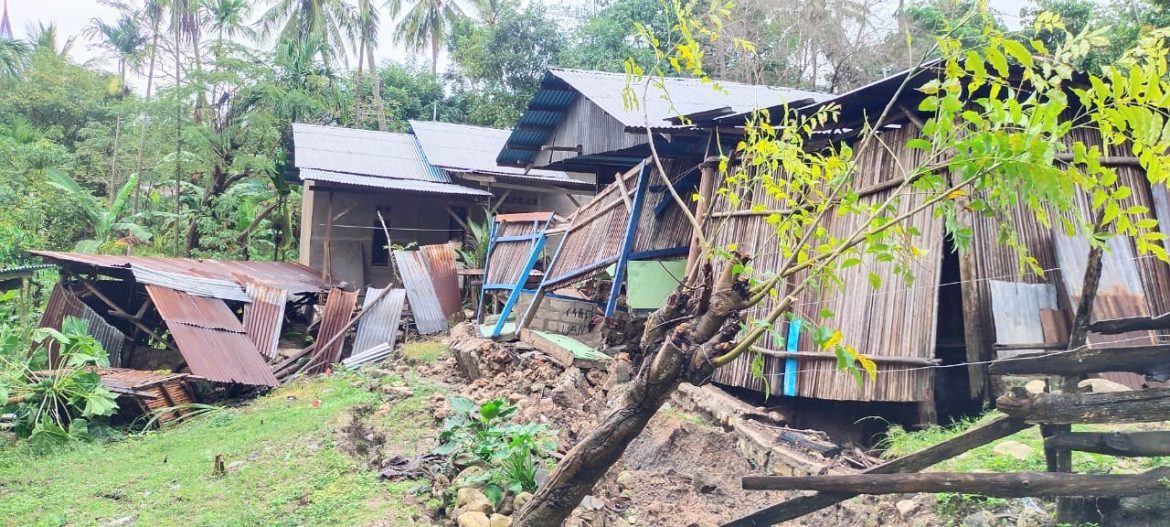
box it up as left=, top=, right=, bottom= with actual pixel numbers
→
left=513, top=258, right=750, bottom=526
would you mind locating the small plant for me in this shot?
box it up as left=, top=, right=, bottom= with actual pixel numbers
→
left=435, top=395, right=557, bottom=505
left=0, top=316, right=119, bottom=450
left=455, top=211, right=492, bottom=270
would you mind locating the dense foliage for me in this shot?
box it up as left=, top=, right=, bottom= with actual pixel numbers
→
left=0, top=0, right=1166, bottom=266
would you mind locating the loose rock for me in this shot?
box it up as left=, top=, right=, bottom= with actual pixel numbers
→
left=455, top=487, right=493, bottom=516
left=1024, top=379, right=1047, bottom=394
left=1078, top=378, right=1131, bottom=393
left=489, top=513, right=512, bottom=527
left=992, top=440, right=1035, bottom=461
left=895, top=499, right=919, bottom=517
left=512, top=492, right=533, bottom=513
left=456, top=511, right=490, bottom=527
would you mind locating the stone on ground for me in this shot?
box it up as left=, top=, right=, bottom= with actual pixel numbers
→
left=992, top=440, right=1035, bottom=460
left=455, top=487, right=493, bottom=516
left=489, top=513, right=512, bottom=527
left=456, top=511, right=490, bottom=527
left=1078, top=378, right=1131, bottom=393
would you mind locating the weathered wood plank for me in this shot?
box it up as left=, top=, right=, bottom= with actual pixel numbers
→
left=1045, top=431, right=1170, bottom=457
left=988, top=344, right=1170, bottom=379
left=742, top=467, right=1170, bottom=497
left=721, top=416, right=1031, bottom=527
left=997, top=387, right=1170, bottom=424
left=1089, top=313, right=1170, bottom=335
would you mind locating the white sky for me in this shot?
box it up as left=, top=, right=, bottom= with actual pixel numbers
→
left=7, top=0, right=1034, bottom=83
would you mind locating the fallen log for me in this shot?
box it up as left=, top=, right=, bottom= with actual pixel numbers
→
left=997, top=387, right=1170, bottom=424
left=742, top=467, right=1170, bottom=497
left=988, top=344, right=1170, bottom=380
left=722, top=415, right=1031, bottom=527
left=1045, top=431, right=1170, bottom=457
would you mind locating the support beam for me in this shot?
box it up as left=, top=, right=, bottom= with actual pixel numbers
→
left=76, top=279, right=178, bottom=355
left=475, top=220, right=500, bottom=323
left=741, top=467, right=1170, bottom=497
left=988, top=343, right=1170, bottom=379
left=1046, top=431, right=1170, bottom=457
left=1089, top=313, right=1170, bottom=334
left=998, top=386, right=1170, bottom=425
left=491, top=234, right=546, bottom=338
left=723, top=416, right=1030, bottom=527
left=444, top=206, right=470, bottom=233
left=605, top=163, right=650, bottom=318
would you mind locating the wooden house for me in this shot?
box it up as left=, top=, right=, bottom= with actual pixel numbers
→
left=290, top=122, right=595, bottom=289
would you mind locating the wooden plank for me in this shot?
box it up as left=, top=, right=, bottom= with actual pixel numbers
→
left=1090, top=313, right=1170, bottom=335
left=742, top=467, right=1170, bottom=497
left=988, top=344, right=1170, bottom=379
left=722, top=416, right=1030, bottom=527
left=997, top=386, right=1170, bottom=424
left=1046, top=431, right=1170, bottom=457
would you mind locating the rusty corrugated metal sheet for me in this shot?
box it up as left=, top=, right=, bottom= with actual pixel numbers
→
left=37, top=283, right=129, bottom=367
left=243, top=284, right=287, bottom=359
left=307, top=288, right=359, bottom=372
left=32, top=367, right=195, bottom=423
left=30, top=250, right=332, bottom=299
left=422, top=243, right=461, bottom=318
left=145, top=285, right=278, bottom=387
left=351, top=287, right=407, bottom=356
left=393, top=250, right=447, bottom=334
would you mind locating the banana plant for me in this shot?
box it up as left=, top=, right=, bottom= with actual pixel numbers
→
left=45, top=169, right=152, bottom=253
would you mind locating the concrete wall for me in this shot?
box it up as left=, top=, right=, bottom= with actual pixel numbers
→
left=514, top=293, right=595, bottom=336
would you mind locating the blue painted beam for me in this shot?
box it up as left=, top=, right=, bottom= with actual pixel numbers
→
left=492, top=234, right=547, bottom=338
left=605, top=162, right=651, bottom=318
left=475, top=219, right=500, bottom=323
left=494, top=234, right=543, bottom=242
left=783, top=319, right=802, bottom=397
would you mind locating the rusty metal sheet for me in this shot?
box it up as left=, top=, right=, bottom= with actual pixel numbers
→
left=146, top=286, right=277, bottom=387
left=146, top=285, right=243, bottom=331
left=351, top=287, right=407, bottom=357
left=307, top=288, right=359, bottom=372
left=37, top=283, right=129, bottom=367
left=244, top=284, right=287, bottom=359
left=393, top=250, right=447, bottom=334
left=31, top=250, right=333, bottom=299
left=422, top=243, right=461, bottom=318
left=988, top=281, right=1063, bottom=358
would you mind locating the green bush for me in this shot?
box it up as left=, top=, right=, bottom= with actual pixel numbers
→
left=435, top=395, right=557, bottom=505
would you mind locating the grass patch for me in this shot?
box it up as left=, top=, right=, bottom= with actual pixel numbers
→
left=0, top=372, right=438, bottom=527
left=400, top=340, right=448, bottom=364
left=881, top=413, right=1170, bottom=475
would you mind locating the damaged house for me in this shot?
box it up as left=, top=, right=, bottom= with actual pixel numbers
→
left=29, top=251, right=338, bottom=420
left=488, top=66, right=1170, bottom=433
left=290, top=121, right=595, bottom=290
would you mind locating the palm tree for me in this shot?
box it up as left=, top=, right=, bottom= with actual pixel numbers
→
left=472, top=0, right=509, bottom=26
left=0, top=37, right=28, bottom=77
left=258, top=0, right=356, bottom=69
left=26, top=22, right=76, bottom=59
left=386, top=0, right=464, bottom=74
left=206, top=0, right=254, bottom=51
left=86, top=12, right=148, bottom=197
left=353, top=0, right=386, bottom=130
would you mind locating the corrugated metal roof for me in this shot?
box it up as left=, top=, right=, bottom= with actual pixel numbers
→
left=300, top=168, right=492, bottom=198
left=409, top=120, right=592, bottom=191
left=291, top=123, right=451, bottom=182
left=394, top=250, right=447, bottom=334
left=988, top=281, right=1063, bottom=358
left=145, top=285, right=278, bottom=387
left=30, top=251, right=331, bottom=298
left=499, top=68, right=831, bottom=166
left=307, top=288, right=359, bottom=372
left=244, top=284, right=287, bottom=359
left=351, top=287, right=406, bottom=356
left=422, top=243, right=462, bottom=319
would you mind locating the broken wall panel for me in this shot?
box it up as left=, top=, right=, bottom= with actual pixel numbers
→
left=709, top=125, right=942, bottom=402
left=988, top=281, right=1064, bottom=358
left=422, top=243, right=461, bottom=319
left=394, top=251, right=447, bottom=334
left=351, top=287, right=407, bottom=356
left=38, top=283, right=130, bottom=367
left=244, top=284, right=288, bottom=359
left=307, top=288, right=360, bottom=372
left=145, top=285, right=278, bottom=387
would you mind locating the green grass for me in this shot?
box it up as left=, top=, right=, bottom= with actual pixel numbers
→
left=0, top=372, right=439, bottom=527
left=400, top=340, right=448, bottom=364
left=882, top=413, right=1170, bottom=475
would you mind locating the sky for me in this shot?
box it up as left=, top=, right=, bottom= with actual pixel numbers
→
left=5, top=0, right=1035, bottom=82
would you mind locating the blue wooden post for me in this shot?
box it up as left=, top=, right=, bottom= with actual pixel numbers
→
left=492, top=234, right=547, bottom=337
left=517, top=228, right=568, bottom=332
left=783, top=318, right=802, bottom=396
left=605, top=162, right=651, bottom=318
left=475, top=219, right=499, bottom=323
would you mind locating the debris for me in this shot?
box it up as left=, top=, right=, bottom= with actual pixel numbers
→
left=513, top=492, right=533, bottom=513
left=1024, top=379, right=1047, bottom=394
left=489, top=513, right=512, bottom=527
left=1015, top=506, right=1050, bottom=527
left=456, top=511, right=490, bottom=527
left=455, top=487, right=494, bottom=516
left=895, top=499, right=919, bottom=517
left=379, top=453, right=443, bottom=481
left=992, top=440, right=1035, bottom=461
left=1078, top=378, right=1131, bottom=393
left=213, top=454, right=225, bottom=476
